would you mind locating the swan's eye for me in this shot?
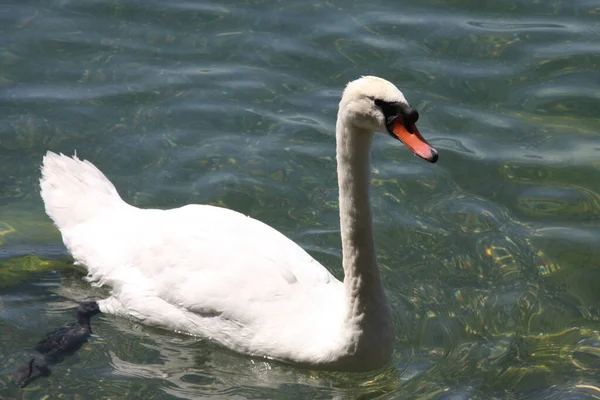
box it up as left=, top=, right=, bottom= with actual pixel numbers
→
left=374, top=99, right=417, bottom=127
left=374, top=99, right=397, bottom=120
left=374, top=99, right=421, bottom=134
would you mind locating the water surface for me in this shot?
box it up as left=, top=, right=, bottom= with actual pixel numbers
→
left=1, top=0, right=599, bottom=398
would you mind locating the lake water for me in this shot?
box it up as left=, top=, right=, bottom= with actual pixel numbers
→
left=1, top=0, right=600, bottom=398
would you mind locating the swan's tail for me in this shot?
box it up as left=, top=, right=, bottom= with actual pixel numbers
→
left=40, top=151, right=126, bottom=231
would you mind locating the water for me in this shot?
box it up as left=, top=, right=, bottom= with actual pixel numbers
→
left=1, top=0, right=599, bottom=398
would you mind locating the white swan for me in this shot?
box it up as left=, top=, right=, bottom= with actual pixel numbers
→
left=40, top=76, right=438, bottom=372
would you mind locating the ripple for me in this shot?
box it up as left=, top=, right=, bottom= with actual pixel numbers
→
left=431, top=193, right=509, bottom=235
left=410, top=58, right=521, bottom=79
left=467, top=20, right=568, bottom=31
left=0, top=0, right=599, bottom=397
left=516, top=184, right=600, bottom=220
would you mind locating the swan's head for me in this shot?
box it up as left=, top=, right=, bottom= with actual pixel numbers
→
left=339, top=76, right=438, bottom=163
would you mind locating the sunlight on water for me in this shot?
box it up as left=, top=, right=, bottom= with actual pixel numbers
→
left=1, top=0, right=599, bottom=398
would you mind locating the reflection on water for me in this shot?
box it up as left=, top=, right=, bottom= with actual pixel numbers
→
left=1, top=0, right=600, bottom=398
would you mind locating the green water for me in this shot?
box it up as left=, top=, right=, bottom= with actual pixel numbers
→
left=1, top=0, right=600, bottom=398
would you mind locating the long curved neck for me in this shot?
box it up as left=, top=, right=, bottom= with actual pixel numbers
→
left=335, top=114, right=393, bottom=347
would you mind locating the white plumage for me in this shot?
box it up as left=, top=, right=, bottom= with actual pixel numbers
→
left=39, top=76, right=437, bottom=371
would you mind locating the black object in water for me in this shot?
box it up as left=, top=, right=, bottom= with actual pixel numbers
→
left=15, top=301, right=101, bottom=388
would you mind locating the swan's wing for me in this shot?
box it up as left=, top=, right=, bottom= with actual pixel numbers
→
left=62, top=204, right=341, bottom=323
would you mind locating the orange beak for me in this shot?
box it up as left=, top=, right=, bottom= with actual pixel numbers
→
left=390, top=118, right=438, bottom=163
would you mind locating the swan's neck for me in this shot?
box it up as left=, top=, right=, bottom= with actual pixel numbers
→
left=335, top=115, right=394, bottom=363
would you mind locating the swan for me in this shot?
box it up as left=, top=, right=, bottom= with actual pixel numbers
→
left=39, top=76, right=438, bottom=372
